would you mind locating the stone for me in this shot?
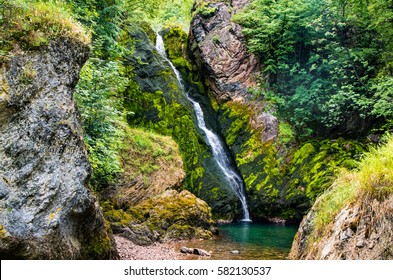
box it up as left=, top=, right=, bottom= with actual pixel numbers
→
left=0, top=39, right=113, bottom=259
left=180, top=247, right=194, bottom=254
left=193, top=248, right=211, bottom=257
left=356, top=239, right=365, bottom=248
left=109, top=190, right=217, bottom=245
left=230, top=250, right=240, bottom=254
left=257, top=112, right=279, bottom=142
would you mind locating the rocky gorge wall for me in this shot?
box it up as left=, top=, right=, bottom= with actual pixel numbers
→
left=187, top=0, right=366, bottom=222
left=0, top=39, right=113, bottom=259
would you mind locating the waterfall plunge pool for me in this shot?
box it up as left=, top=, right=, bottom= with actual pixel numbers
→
left=175, top=222, right=299, bottom=260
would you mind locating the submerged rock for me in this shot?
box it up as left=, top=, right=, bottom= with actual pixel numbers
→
left=0, top=39, right=113, bottom=259
left=193, top=248, right=211, bottom=257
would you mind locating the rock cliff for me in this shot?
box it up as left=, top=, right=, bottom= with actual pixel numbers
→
left=190, top=0, right=260, bottom=103
left=0, top=39, right=112, bottom=259
left=289, top=194, right=393, bottom=259
left=123, top=23, right=243, bottom=219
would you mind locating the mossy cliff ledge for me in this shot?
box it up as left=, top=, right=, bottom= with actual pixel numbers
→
left=0, top=39, right=112, bottom=259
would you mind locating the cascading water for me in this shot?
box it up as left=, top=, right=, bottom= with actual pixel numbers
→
left=156, top=33, right=251, bottom=221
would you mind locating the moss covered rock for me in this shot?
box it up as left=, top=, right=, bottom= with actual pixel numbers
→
left=162, top=27, right=192, bottom=75
left=290, top=136, right=393, bottom=259
left=218, top=101, right=366, bottom=222
left=105, top=190, right=216, bottom=245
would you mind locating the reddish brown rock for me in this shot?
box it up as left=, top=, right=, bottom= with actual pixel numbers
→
left=190, top=0, right=260, bottom=103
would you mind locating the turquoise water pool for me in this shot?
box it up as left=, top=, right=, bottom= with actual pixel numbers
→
left=176, top=222, right=299, bottom=260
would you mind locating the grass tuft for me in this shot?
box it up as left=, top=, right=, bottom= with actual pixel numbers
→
left=0, top=0, right=90, bottom=51
left=313, top=134, right=393, bottom=234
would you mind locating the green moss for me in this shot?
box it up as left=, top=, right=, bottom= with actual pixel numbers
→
left=212, top=35, right=220, bottom=44
left=278, top=122, right=296, bottom=146
left=105, top=190, right=216, bottom=242
left=163, top=26, right=192, bottom=74
left=302, top=136, right=393, bottom=247
left=102, top=201, right=133, bottom=226
left=81, top=223, right=112, bottom=259
left=19, top=62, right=37, bottom=83
left=194, top=2, right=218, bottom=18
left=140, top=21, right=156, bottom=44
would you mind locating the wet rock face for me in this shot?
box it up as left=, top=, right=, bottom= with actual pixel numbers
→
left=289, top=195, right=393, bottom=260
left=0, top=39, right=112, bottom=259
left=189, top=0, right=260, bottom=103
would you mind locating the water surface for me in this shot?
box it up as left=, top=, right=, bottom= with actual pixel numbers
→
left=176, top=222, right=298, bottom=260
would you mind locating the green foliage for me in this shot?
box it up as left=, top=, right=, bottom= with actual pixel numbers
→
left=371, top=77, right=393, bottom=119
left=0, top=0, right=89, bottom=51
left=234, top=0, right=307, bottom=76
left=236, top=0, right=392, bottom=136
left=154, top=0, right=195, bottom=30
left=75, top=59, right=128, bottom=190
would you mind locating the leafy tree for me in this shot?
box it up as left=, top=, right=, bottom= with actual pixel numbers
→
left=75, top=59, right=129, bottom=189
left=236, top=0, right=390, bottom=137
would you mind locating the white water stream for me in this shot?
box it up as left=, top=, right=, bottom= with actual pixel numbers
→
left=156, top=33, right=251, bottom=221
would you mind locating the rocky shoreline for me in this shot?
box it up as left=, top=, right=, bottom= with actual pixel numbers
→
left=114, top=235, right=182, bottom=260
left=115, top=235, right=215, bottom=260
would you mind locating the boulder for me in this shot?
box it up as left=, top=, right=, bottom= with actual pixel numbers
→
left=0, top=39, right=113, bottom=259
left=107, top=190, right=217, bottom=246
left=193, top=248, right=211, bottom=257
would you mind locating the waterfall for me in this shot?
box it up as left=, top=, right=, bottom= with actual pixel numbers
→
left=156, top=33, right=251, bottom=222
